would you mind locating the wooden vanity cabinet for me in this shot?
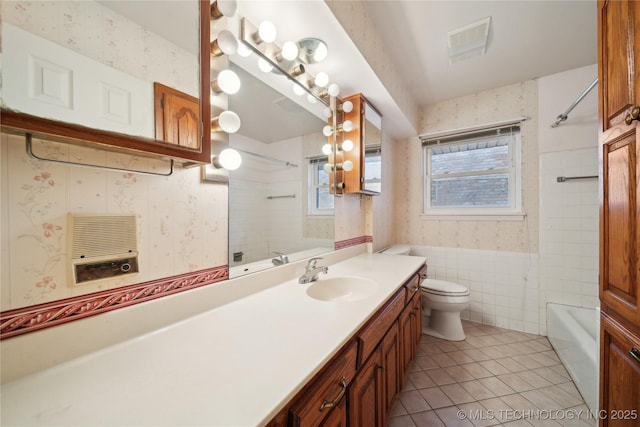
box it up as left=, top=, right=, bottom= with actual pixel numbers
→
left=289, top=341, right=358, bottom=427
left=267, top=266, right=425, bottom=427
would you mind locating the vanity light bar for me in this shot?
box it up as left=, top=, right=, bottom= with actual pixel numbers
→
left=239, top=17, right=330, bottom=106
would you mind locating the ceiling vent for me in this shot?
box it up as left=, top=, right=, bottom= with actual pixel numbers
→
left=447, top=17, right=491, bottom=65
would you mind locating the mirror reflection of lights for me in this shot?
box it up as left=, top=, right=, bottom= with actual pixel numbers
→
left=212, top=111, right=241, bottom=133
left=258, top=58, right=274, bottom=73
left=211, top=69, right=241, bottom=95
left=213, top=148, right=242, bottom=170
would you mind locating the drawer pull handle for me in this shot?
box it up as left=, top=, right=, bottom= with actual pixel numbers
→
left=319, top=377, right=347, bottom=411
left=412, top=286, right=420, bottom=292
left=630, top=347, right=640, bottom=364
left=420, top=274, right=427, bottom=280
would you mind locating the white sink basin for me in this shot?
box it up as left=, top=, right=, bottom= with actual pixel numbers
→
left=306, top=276, right=378, bottom=302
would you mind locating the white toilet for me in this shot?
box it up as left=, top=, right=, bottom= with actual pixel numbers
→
left=382, top=245, right=470, bottom=341
left=421, top=278, right=470, bottom=341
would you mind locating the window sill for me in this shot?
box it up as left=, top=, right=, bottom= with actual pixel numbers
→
left=420, top=213, right=526, bottom=221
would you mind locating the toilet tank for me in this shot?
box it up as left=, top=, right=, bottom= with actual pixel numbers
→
left=382, top=245, right=411, bottom=255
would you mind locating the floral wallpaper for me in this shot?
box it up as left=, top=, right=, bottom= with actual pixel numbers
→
left=1, top=134, right=228, bottom=311
left=392, top=80, right=539, bottom=253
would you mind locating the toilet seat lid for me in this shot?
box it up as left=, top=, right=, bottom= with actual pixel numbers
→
left=421, top=279, right=469, bottom=296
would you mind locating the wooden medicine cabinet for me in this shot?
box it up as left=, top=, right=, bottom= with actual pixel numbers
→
left=341, top=93, right=382, bottom=195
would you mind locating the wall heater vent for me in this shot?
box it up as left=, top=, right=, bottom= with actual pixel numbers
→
left=68, top=214, right=139, bottom=285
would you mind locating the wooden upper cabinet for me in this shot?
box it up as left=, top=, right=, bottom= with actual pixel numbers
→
left=598, top=0, right=639, bottom=131
left=599, top=0, right=640, bottom=329
left=154, top=82, right=200, bottom=150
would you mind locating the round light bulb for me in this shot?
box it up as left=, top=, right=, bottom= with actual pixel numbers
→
left=342, top=160, right=354, bottom=172
left=307, top=94, right=317, bottom=104
left=322, top=143, right=333, bottom=155
left=314, top=72, right=329, bottom=88
left=322, top=107, right=332, bottom=119
left=215, top=30, right=239, bottom=56
left=213, top=110, right=241, bottom=133
left=258, top=58, right=273, bottom=73
left=292, top=83, right=305, bottom=96
left=281, top=41, right=298, bottom=61
left=213, top=0, right=239, bottom=18
left=342, top=120, right=354, bottom=132
left=322, top=125, right=333, bottom=137
left=237, top=42, right=252, bottom=57
left=341, top=139, right=354, bottom=152
left=258, top=21, right=277, bottom=43
left=214, top=69, right=241, bottom=95
left=323, top=163, right=333, bottom=174
left=313, top=41, right=328, bottom=62
left=218, top=148, right=242, bottom=170
left=342, top=100, right=353, bottom=113
left=328, top=83, right=340, bottom=97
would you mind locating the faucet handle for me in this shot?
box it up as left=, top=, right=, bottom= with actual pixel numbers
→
left=307, top=257, right=323, bottom=269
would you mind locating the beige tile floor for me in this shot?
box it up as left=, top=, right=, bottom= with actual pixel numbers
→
left=389, top=320, right=597, bottom=427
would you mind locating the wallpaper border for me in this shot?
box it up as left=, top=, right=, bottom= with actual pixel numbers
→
left=335, top=235, right=372, bottom=250
left=0, top=265, right=229, bottom=340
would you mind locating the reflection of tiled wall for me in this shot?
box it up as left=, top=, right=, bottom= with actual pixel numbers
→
left=0, top=135, right=228, bottom=311
left=414, top=246, right=540, bottom=334
left=2, top=0, right=198, bottom=96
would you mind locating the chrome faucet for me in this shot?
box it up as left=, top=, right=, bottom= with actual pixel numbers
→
left=298, top=257, right=328, bottom=284
left=272, top=252, right=289, bottom=266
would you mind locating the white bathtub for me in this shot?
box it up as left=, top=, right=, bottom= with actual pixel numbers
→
left=547, top=303, right=599, bottom=412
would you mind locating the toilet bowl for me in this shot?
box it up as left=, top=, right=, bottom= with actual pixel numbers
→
left=421, top=279, right=470, bottom=341
left=382, top=246, right=470, bottom=341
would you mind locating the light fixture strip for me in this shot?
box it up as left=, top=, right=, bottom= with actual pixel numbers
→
left=240, top=17, right=329, bottom=106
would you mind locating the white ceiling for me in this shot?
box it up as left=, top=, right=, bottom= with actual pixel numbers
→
left=360, top=0, right=597, bottom=107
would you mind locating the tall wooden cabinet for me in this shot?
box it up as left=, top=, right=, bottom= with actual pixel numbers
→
left=598, top=0, right=640, bottom=423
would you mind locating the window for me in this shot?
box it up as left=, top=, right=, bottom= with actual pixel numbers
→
left=422, top=125, right=521, bottom=216
left=308, top=157, right=334, bottom=215
left=364, top=146, right=382, bottom=193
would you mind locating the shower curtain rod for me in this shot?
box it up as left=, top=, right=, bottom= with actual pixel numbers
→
left=550, top=78, right=598, bottom=128
left=236, top=148, right=298, bottom=168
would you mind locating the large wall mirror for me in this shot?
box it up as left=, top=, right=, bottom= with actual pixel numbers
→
left=226, top=57, right=335, bottom=278
left=1, top=0, right=207, bottom=163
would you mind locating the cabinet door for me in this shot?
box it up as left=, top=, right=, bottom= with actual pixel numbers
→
left=599, top=0, right=640, bottom=328
left=599, top=314, right=640, bottom=426
left=349, top=347, right=384, bottom=427
left=412, top=291, right=423, bottom=349
left=598, top=0, right=640, bottom=131
left=600, top=129, right=640, bottom=326
left=399, top=302, right=414, bottom=388
left=381, top=321, right=401, bottom=420
left=154, top=82, right=200, bottom=149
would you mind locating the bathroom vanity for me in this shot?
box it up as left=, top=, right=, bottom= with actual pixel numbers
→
left=0, top=253, right=426, bottom=426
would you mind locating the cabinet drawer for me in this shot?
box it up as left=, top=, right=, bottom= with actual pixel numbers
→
left=404, top=274, right=420, bottom=304
left=290, top=341, right=358, bottom=427
left=357, top=287, right=406, bottom=366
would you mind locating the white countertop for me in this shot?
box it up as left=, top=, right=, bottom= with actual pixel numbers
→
left=1, top=253, right=426, bottom=426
